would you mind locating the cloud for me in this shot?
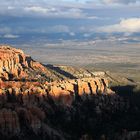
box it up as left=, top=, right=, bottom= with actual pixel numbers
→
left=24, top=6, right=87, bottom=18
left=0, top=0, right=87, bottom=17
left=100, top=0, right=138, bottom=4
left=25, top=6, right=56, bottom=14
left=69, top=32, right=75, bottom=36
left=0, top=0, right=139, bottom=36
left=7, top=6, right=15, bottom=10
left=87, top=16, right=100, bottom=19
left=3, top=34, right=19, bottom=39
left=97, top=18, right=140, bottom=33
left=0, top=0, right=139, bottom=19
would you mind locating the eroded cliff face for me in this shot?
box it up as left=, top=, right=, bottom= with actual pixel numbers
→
left=0, top=45, right=60, bottom=81
left=0, top=77, right=114, bottom=105
left=47, top=78, right=113, bottom=105
left=0, top=46, right=131, bottom=140
left=0, top=109, right=20, bottom=136
left=0, top=45, right=31, bottom=80
left=0, top=79, right=128, bottom=140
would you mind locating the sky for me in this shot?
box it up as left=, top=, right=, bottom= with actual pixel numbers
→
left=0, top=0, right=140, bottom=42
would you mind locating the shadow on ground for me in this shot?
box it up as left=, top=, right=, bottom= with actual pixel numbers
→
left=45, top=64, right=77, bottom=79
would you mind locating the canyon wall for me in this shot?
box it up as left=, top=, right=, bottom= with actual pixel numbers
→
left=0, top=45, right=123, bottom=140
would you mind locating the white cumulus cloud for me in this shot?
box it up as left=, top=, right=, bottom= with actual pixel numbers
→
left=3, top=34, right=19, bottom=39
left=97, top=18, right=140, bottom=33
left=25, top=6, right=56, bottom=13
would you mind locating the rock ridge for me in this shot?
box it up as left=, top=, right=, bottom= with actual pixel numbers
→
left=0, top=45, right=120, bottom=140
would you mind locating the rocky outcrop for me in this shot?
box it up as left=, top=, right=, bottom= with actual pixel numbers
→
left=48, top=78, right=114, bottom=105
left=0, top=76, right=114, bottom=136
left=0, top=45, right=30, bottom=80
left=0, top=109, right=20, bottom=136
left=0, top=45, right=58, bottom=81
left=0, top=107, right=46, bottom=137
left=0, top=45, right=131, bottom=140
left=0, top=77, right=114, bottom=107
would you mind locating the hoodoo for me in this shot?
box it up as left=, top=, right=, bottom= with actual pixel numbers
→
left=0, top=45, right=120, bottom=140
left=0, top=45, right=57, bottom=81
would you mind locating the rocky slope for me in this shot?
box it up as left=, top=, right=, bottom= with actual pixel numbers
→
left=0, top=45, right=34, bottom=80
left=0, top=45, right=139, bottom=140
left=0, top=45, right=66, bottom=82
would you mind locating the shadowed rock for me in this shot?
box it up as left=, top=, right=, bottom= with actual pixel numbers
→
left=0, top=45, right=132, bottom=140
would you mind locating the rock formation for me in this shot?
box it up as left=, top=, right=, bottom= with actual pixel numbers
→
left=0, top=45, right=60, bottom=81
left=0, top=45, right=30, bottom=80
left=0, top=45, right=134, bottom=140
left=0, top=109, right=20, bottom=136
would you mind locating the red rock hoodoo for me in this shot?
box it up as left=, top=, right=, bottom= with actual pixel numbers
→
left=0, top=45, right=120, bottom=140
